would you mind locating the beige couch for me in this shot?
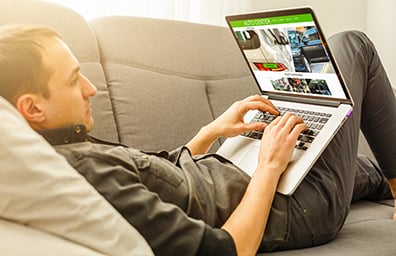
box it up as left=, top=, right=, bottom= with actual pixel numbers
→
left=1, top=0, right=395, bottom=255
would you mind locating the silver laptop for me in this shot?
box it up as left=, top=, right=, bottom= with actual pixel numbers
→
left=217, top=7, right=354, bottom=195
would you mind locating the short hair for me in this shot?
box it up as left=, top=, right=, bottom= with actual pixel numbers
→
left=0, top=24, right=62, bottom=105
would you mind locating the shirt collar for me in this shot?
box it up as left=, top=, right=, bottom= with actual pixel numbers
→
left=37, top=125, right=88, bottom=146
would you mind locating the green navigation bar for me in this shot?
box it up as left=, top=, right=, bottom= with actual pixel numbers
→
left=230, top=13, right=313, bottom=28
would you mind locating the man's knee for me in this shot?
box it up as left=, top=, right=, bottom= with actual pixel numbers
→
left=329, top=30, right=376, bottom=62
left=329, top=30, right=370, bottom=46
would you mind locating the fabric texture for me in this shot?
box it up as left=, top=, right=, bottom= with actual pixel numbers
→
left=0, top=96, right=153, bottom=255
left=51, top=137, right=239, bottom=256
left=89, top=16, right=258, bottom=151
left=0, top=218, right=105, bottom=256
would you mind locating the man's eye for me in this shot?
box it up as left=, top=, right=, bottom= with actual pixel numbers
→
left=70, top=78, right=78, bottom=86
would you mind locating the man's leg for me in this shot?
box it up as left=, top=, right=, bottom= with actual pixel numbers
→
left=329, top=31, right=396, bottom=179
left=260, top=30, right=396, bottom=251
left=352, top=154, right=392, bottom=202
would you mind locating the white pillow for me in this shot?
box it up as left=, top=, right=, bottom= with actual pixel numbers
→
left=0, top=96, right=153, bottom=256
left=0, top=218, right=105, bottom=256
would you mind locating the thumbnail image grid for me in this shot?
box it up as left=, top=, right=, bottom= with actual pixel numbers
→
left=271, top=77, right=332, bottom=96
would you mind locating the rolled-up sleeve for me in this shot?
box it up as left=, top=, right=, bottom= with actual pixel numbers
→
left=197, top=227, right=236, bottom=256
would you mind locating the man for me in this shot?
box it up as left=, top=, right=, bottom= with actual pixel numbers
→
left=0, top=25, right=395, bottom=255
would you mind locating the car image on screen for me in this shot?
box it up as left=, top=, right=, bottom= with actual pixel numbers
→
left=288, top=27, right=330, bottom=72
left=235, top=29, right=292, bottom=72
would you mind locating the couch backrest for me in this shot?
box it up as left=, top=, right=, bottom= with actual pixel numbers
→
left=0, top=0, right=119, bottom=142
left=90, top=16, right=259, bottom=151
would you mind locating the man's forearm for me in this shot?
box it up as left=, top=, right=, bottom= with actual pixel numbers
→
left=185, top=125, right=219, bottom=155
left=221, top=166, right=281, bottom=256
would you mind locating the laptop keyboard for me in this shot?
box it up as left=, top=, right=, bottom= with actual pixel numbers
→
left=241, top=107, right=332, bottom=150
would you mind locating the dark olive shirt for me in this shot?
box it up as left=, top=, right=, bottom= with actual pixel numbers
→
left=38, top=125, right=250, bottom=256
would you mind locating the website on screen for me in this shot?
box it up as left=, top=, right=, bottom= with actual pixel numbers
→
left=229, top=13, right=347, bottom=99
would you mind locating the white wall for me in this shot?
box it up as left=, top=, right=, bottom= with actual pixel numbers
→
left=243, top=0, right=395, bottom=87
left=367, top=0, right=396, bottom=88
left=243, top=0, right=367, bottom=36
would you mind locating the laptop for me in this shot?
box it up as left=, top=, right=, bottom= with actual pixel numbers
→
left=217, top=7, right=354, bottom=195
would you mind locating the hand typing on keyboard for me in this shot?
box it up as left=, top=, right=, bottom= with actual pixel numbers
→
left=186, top=95, right=279, bottom=155
left=256, top=111, right=307, bottom=172
left=242, top=107, right=331, bottom=150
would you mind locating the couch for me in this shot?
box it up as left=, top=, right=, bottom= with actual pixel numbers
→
left=1, top=0, right=395, bottom=255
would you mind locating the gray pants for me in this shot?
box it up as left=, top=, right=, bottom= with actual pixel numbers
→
left=261, top=31, right=395, bottom=251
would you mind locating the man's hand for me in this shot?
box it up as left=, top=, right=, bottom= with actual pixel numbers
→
left=186, top=95, right=278, bottom=155
left=206, top=95, right=279, bottom=138
left=256, top=112, right=307, bottom=175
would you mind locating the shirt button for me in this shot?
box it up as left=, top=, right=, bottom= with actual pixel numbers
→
left=64, top=137, right=70, bottom=143
left=75, top=126, right=82, bottom=134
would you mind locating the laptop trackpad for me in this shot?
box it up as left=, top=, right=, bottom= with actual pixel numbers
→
left=238, top=145, right=259, bottom=177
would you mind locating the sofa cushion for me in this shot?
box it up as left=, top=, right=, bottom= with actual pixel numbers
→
left=262, top=200, right=396, bottom=255
left=90, top=16, right=259, bottom=151
left=0, top=96, right=152, bottom=255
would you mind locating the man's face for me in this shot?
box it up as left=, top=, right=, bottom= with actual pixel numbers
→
left=38, top=37, right=97, bottom=132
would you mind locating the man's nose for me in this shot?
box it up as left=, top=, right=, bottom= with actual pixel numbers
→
left=81, top=75, right=97, bottom=97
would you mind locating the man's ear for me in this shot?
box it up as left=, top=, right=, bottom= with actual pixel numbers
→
left=15, top=94, right=46, bottom=124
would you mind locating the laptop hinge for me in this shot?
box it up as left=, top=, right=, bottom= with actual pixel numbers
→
left=268, top=94, right=340, bottom=107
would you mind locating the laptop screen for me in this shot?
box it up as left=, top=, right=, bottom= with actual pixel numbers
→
left=226, top=8, right=351, bottom=103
